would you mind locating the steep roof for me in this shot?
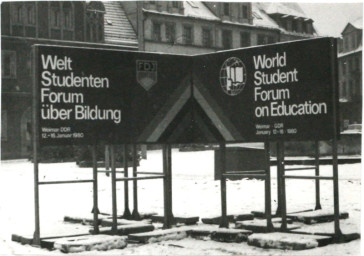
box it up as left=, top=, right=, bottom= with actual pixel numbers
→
left=259, top=2, right=309, bottom=19
left=103, top=2, right=138, bottom=47
left=252, top=3, right=280, bottom=30
left=182, top=1, right=219, bottom=21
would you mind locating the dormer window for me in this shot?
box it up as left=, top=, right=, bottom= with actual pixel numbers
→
left=223, top=3, right=230, bottom=16
left=12, top=4, right=23, bottom=25
left=25, top=4, right=35, bottom=25
left=242, top=5, right=248, bottom=19
left=86, top=2, right=105, bottom=43
left=50, top=2, right=61, bottom=28
left=172, top=1, right=179, bottom=8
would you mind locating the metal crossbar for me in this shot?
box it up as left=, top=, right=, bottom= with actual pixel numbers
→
left=225, top=170, right=265, bottom=174
left=285, top=166, right=316, bottom=171
left=38, top=179, right=94, bottom=185
left=116, top=175, right=165, bottom=182
left=223, top=173, right=266, bottom=179
left=284, top=175, right=333, bottom=180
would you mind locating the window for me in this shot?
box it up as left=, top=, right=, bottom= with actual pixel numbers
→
left=149, top=1, right=156, bottom=4
left=183, top=25, right=193, bottom=45
left=240, top=32, right=250, bottom=47
left=223, top=3, right=230, bottom=16
left=202, top=28, right=212, bottom=47
left=351, top=33, right=356, bottom=49
left=165, top=23, right=175, bottom=43
left=172, top=1, right=179, bottom=8
left=292, top=20, right=298, bottom=32
left=86, top=2, right=105, bottom=43
left=63, top=2, right=73, bottom=30
left=342, top=62, right=346, bottom=76
left=257, top=34, right=266, bottom=45
left=2, top=51, right=16, bottom=79
left=267, top=36, right=276, bottom=44
left=222, top=30, right=232, bottom=49
left=12, top=3, right=23, bottom=24
left=50, top=2, right=61, bottom=28
left=242, top=5, right=248, bottom=19
left=25, top=4, right=35, bottom=25
left=1, top=111, right=7, bottom=141
left=152, top=22, right=161, bottom=41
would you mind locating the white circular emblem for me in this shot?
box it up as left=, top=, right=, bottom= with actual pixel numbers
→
left=219, top=57, right=247, bottom=96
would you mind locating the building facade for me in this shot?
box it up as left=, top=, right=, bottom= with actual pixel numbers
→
left=122, top=1, right=317, bottom=54
left=337, top=17, right=362, bottom=131
left=1, top=1, right=138, bottom=159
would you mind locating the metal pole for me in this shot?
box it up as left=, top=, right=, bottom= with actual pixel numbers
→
left=219, top=142, right=228, bottom=228
left=167, top=144, right=174, bottom=222
left=32, top=46, right=40, bottom=247
left=110, top=145, right=118, bottom=234
left=275, top=143, right=282, bottom=216
left=330, top=37, right=342, bottom=241
left=132, top=144, right=141, bottom=220
left=105, top=145, right=110, bottom=171
left=264, top=142, right=274, bottom=232
left=315, top=141, right=322, bottom=210
left=123, top=144, right=131, bottom=219
left=333, top=137, right=342, bottom=240
left=163, top=145, right=172, bottom=229
left=92, top=144, right=99, bottom=234
left=278, top=141, right=287, bottom=231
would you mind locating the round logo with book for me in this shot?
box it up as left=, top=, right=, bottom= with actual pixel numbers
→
left=219, top=57, right=247, bottom=96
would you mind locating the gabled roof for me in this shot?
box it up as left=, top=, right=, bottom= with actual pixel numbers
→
left=103, top=2, right=138, bottom=47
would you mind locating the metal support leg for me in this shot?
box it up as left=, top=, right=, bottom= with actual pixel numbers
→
left=275, top=143, right=282, bottom=217
left=219, top=142, right=229, bottom=228
left=132, top=144, right=141, bottom=220
left=32, top=149, right=41, bottom=246
left=163, top=145, right=173, bottom=229
left=333, top=137, right=342, bottom=241
left=315, top=141, right=322, bottom=210
left=111, top=145, right=118, bottom=234
left=278, top=142, right=287, bottom=231
left=123, top=144, right=131, bottom=219
left=92, top=145, right=99, bottom=233
left=264, top=142, right=274, bottom=232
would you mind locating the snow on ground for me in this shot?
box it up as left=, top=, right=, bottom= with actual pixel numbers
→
left=0, top=149, right=361, bottom=255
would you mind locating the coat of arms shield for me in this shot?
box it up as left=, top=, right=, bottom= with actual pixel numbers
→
left=136, top=60, right=158, bottom=91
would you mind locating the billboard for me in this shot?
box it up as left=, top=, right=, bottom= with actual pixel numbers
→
left=193, top=37, right=338, bottom=142
left=34, top=45, right=192, bottom=146
left=34, top=38, right=338, bottom=146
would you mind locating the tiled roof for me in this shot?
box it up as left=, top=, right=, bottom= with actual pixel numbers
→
left=103, top=2, right=138, bottom=47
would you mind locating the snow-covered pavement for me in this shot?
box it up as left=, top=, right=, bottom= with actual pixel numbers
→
left=0, top=149, right=361, bottom=255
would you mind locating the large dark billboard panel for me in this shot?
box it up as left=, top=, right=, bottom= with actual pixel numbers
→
left=34, top=45, right=192, bottom=146
left=34, top=38, right=338, bottom=146
left=193, top=38, right=337, bottom=142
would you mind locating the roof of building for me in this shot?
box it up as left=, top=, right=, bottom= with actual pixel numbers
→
left=259, top=2, right=309, bottom=19
left=252, top=3, right=280, bottom=30
left=103, top=2, right=138, bottom=47
left=338, top=45, right=362, bottom=58
left=183, top=1, right=219, bottom=21
left=350, top=16, right=363, bottom=29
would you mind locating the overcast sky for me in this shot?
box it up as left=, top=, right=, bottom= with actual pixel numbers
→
left=299, top=2, right=363, bottom=37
